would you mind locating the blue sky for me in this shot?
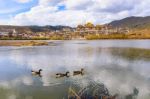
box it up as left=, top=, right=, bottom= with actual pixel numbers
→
left=58, top=5, right=66, bottom=11
left=0, top=0, right=38, bottom=23
left=0, top=0, right=38, bottom=15
left=0, top=0, right=150, bottom=26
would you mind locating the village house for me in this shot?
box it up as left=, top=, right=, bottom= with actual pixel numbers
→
left=0, top=32, right=10, bottom=37
left=0, top=29, right=14, bottom=38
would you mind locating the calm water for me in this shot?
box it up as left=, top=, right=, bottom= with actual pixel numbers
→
left=0, top=40, right=150, bottom=99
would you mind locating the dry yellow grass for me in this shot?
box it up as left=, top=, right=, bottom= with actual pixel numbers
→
left=0, top=41, right=48, bottom=46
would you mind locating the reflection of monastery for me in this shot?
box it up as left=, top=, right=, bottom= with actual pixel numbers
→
left=68, top=82, right=139, bottom=99
left=68, top=83, right=117, bottom=99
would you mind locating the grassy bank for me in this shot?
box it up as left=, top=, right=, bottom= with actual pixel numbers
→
left=0, top=41, right=48, bottom=46
left=85, top=33, right=150, bottom=40
left=0, top=33, right=150, bottom=40
left=0, top=36, right=65, bottom=40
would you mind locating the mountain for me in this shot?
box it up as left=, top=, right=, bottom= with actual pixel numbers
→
left=28, top=25, right=73, bottom=32
left=109, top=16, right=150, bottom=29
left=0, top=25, right=73, bottom=33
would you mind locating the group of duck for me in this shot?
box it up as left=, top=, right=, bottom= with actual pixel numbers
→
left=31, top=68, right=84, bottom=78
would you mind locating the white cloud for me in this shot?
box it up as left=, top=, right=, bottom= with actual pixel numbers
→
left=11, top=8, right=131, bottom=26
left=39, top=0, right=63, bottom=6
left=15, top=0, right=32, bottom=3
left=64, top=0, right=142, bottom=13
left=6, top=0, right=150, bottom=26
left=64, top=0, right=91, bottom=10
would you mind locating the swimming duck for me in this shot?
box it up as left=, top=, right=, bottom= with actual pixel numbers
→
left=31, top=69, right=42, bottom=77
left=73, top=68, right=84, bottom=76
left=56, top=71, right=70, bottom=78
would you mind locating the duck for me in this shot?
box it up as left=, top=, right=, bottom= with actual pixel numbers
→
left=73, top=68, right=84, bottom=76
left=31, top=69, right=42, bottom=77
left=56, top=71, right=70, bottom=78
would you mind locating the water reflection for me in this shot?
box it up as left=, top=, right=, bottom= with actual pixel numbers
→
left=0, top=40, right=150, bottom=99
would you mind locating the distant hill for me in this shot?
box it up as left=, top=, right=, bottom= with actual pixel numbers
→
left=0, top=25, right=73, bottom=33
left=109, top=16, right=150, bottom=29
left=28, top=25, right=73, bottom=32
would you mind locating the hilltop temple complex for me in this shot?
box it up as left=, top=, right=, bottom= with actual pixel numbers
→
left=0, top=22, right=130, bottom=40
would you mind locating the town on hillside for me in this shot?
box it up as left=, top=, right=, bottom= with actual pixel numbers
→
left=0, top=22, right=130, bottom=40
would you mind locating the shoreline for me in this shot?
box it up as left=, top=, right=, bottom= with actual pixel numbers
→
left=0, top=38, right=150, bottom=40
left=0, top=38, right=150, bottom=41
left=0, top=39, right=150, bottom=46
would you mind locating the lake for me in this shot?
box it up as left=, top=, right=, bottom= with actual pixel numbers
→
left=0, top=40, right=150, bottom=99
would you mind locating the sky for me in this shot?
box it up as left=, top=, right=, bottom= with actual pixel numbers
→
left=0, top=0, right=150, bottom=26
